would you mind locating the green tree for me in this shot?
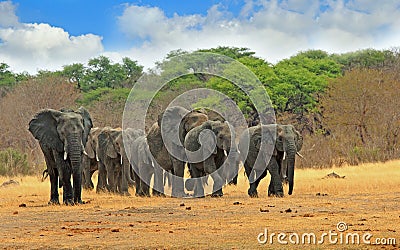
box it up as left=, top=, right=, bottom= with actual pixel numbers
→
left=0, top=63, right=16, bottom=87
left=62, top=63, right=85, bottom=89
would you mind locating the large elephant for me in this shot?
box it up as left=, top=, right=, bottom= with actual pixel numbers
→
left=28, top=107, right=92, bottom=205
left=238, top=124, right=303, bottom=198
left=97, top=127, right=144, bottom=195
left=184, top=120, right=237, bottom=197
left=146, top=106, right=208, bottom=197
left=82, top=127, right=103, bottom=190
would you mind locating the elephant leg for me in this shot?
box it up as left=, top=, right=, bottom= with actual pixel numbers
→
left=248, top=169, right=267, bottom=198
left=229, top=175, right=238, bottom=185
left=138, top=164, right=152, bottom=197
left=153, top=165, right=165, bottom=197
left=89, top=165, right=97, bottom=189
left=120, top=161, right=131, bottom=196
left=56, top=159, right=74, bottom=205
left=171, top=158, right=186, bottom=197
left=72, top=166, right=83, bottom=204
left=268, top=158, right=284, bottom=197
left=190, top=164, right=205, bottom=198
left=129, top=166, right=135, bottom=187
left=106, top=161, right=117, bottom=193
left=96, top=161, right=108, bottom=193
left=81, top=157, right=92, bottom=190
left=42, top=147, right=59, bottom=205
left=132, top=162, right=144, bottom=197
left=204, top=157, right=223, bottom=197
left=48, top=168, right=60, bottom=205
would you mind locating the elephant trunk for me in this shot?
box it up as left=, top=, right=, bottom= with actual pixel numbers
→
left=285, top=139, right=296, bottom=195
left=66, top=133, right=84, bottom=173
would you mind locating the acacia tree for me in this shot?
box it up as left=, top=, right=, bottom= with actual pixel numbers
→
left=321, top=68, right=400, bottom=164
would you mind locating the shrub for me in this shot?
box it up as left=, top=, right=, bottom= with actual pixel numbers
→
left=0, top=148, right=30, bottom=176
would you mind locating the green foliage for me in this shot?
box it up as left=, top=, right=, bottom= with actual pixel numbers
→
left=0, top=148, right=30, bottom=176
left=331, top=48, right=396, bottom=70
left=60, top=56, right=144, bottom=92
left=198, top=46, right=256, bottom=59
left=78, top=87, right=131, bottom=106
left=0, top=63, right=16, bottom=87
left=272, top=50, right=342, bottom=114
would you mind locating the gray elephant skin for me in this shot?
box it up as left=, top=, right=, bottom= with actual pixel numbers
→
left=29, top=107, right=92, bottom=205
left=81, top=127, right=102, bottom=189
left=129, top=135, right=164, bottom=197
left=194, top=108, right=239, bottom=186
left=97, top=127, right=144, bottom=195
left=184, top=120, right=237, bottom=197
left=239, top=124, right=302, bottom=197
left=142, top=106, right=208, bottom=197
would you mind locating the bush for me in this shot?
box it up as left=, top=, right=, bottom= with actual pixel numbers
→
left=0, top=148, right=30, bottom=176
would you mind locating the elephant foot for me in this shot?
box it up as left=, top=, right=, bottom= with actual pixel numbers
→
left=211, top=189, right=223, bottom=197
left=171, top=191, right=189, bottom=198
left=248, top=189, right=258, bottom=198
left=268, top=192, right=284, bottom=198
left=135, top=192, right=150, bottom=197
left=63, top=199, right=75, bottom=206
left=152, top=190, right=166, bottom=197
left=75, top=199, right=86, bottom=204
left=228, top=176, right=238, bottom=185
left=123, top=192, right=132, bottom=196
left=48, top=199, right=60, bottom=205
left=96, top=187, right=107, bottom=194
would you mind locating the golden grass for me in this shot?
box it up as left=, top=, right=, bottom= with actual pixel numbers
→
left=0, top=161, right=399, bottom=249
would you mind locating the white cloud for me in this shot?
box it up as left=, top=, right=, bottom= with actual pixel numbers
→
left=116, top=1, right=400, bottom=70
left=0, top=2, right=103, bottom=73
left=0, top=1, right=19, bottom=27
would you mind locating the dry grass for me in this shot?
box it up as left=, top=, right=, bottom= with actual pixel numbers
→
left=0, top=161, right=399, bottom=249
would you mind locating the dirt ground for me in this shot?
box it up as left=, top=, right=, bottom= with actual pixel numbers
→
left=0, top=161, right=399, bottom=249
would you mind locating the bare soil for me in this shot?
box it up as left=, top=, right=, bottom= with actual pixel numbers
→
left=0, top=162, right=399, bottom=249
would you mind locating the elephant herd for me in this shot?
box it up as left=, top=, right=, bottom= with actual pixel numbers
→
left=28, top=106, right=303, bottom=205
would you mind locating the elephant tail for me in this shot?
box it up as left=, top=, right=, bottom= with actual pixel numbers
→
left=164, top=171, right=172, bottom=188
left=41, top=169, right=48, bottom=182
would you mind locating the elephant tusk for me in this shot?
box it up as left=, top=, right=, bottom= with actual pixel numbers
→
left=121, top=155, right=123, bottom=165
left=83, top=150, right=88, bottom=156
left=283, top=151, right=286, bottom=160
left=224, top=150, right=227, bottom=156
left=296, top=152, right=305, bottom=159
left=96, top=155, right=99, bottom=162
left=64, top=151, right=68, bottom=161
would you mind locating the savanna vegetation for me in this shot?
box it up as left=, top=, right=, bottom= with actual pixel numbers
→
left=1, top=47, right=400, bottom=175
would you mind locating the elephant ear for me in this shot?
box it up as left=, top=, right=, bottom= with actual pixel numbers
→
left=292, top=126, right=303, bottom=152
left=76, top=106, right=93, bottom=145
left=28, top=109, right=64, bottom=152
left=85, top=138, right=95, bottom=159
left=85, top=129, right=98, bottom=159
left=105, top=134, right=118, bottom=158
left=199, top=122, right=217, bottom=155
left=160, top=106, right=188, bottom=148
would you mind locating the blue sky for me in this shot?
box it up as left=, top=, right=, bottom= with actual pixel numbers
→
left=0, top=0, right=399, bottom=73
